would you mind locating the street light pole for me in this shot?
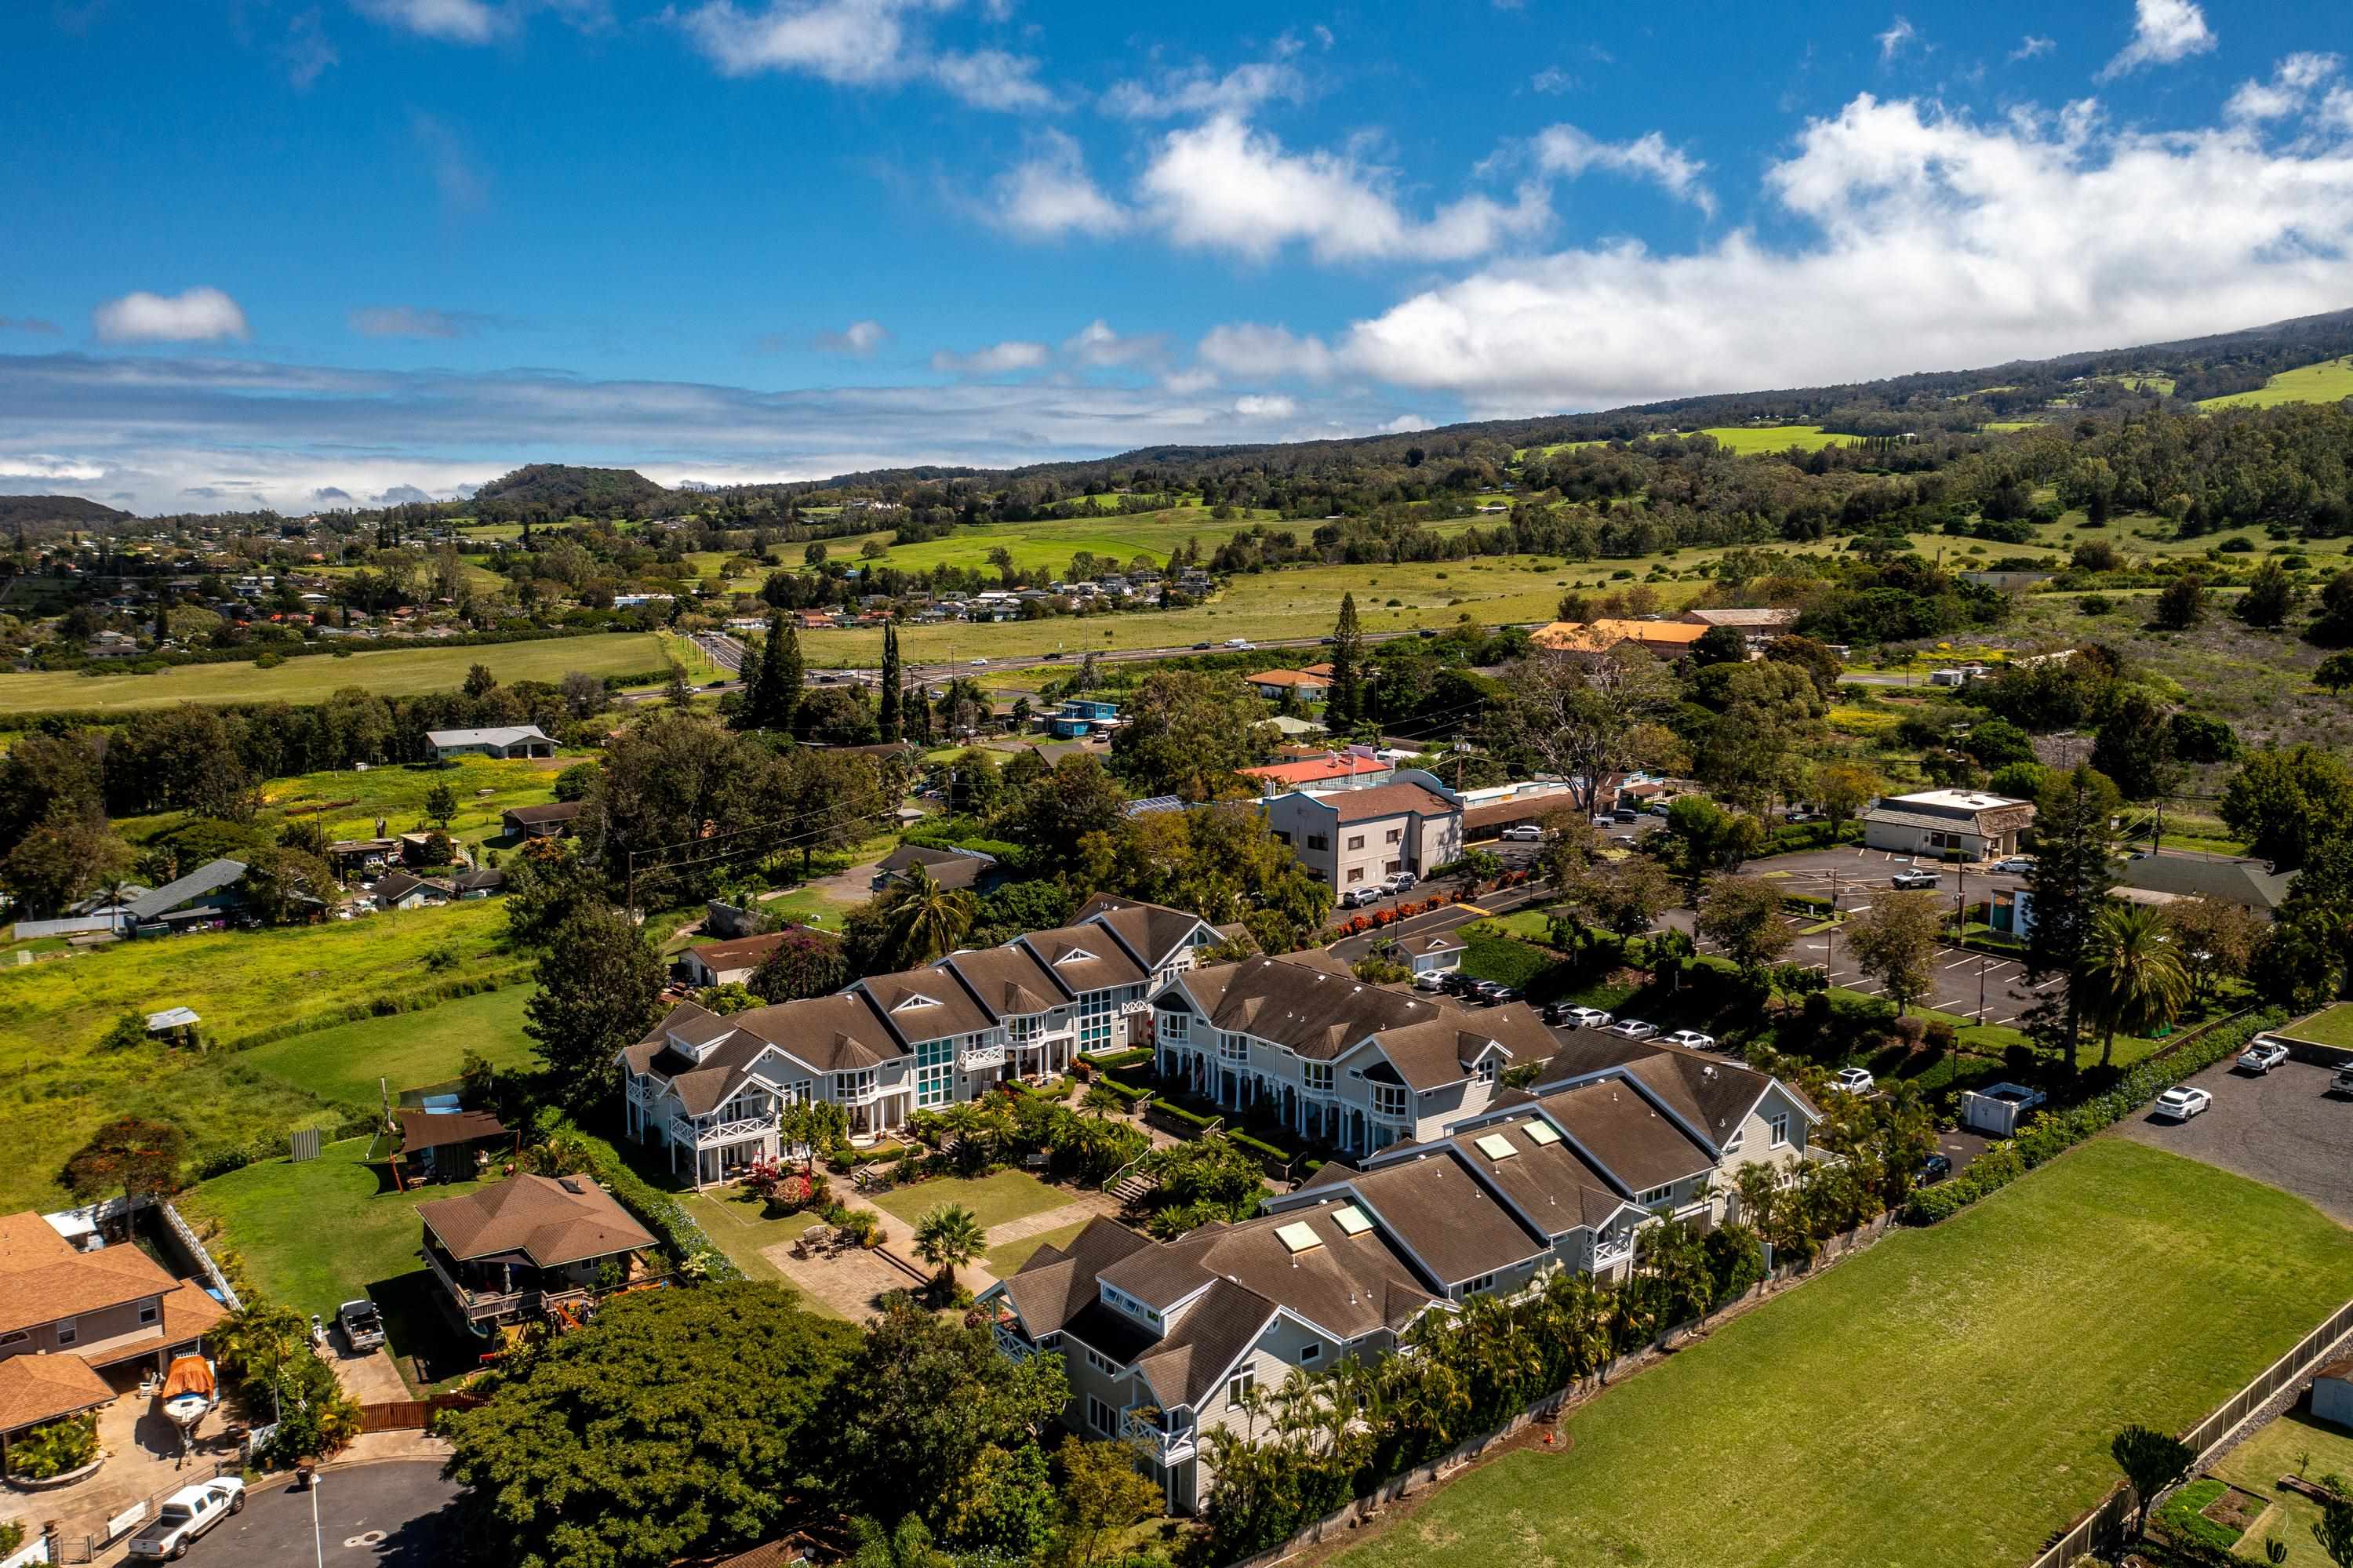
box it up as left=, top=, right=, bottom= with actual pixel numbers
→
left=310, top=1472, right=325, bottom=1568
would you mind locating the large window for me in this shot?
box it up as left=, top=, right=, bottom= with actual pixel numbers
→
left=1371, top=1082, right=1408, bottom=1119
left=1226, top=1368, right=1256, bottom=1407
left=1347, top=835, right=1365, bottom=851
left=1158, top=1011, right=1190, bottom=1043
left=1088, top=1395, right=1118, bottom=1435
left=1219, top=1031, right=1250, bottom=1063
left=1078, top=990, right=1115, bottom=1050
left=1769, top=1111, right=1790, bottom=1148
left=1306, top=834, right=1329, bottom=851
left=833, top=1069, right=875, bottom=1101
left=1301, top=1061, right=1333, bottom=1092
left=915, top=1039, right=954, bottom=1108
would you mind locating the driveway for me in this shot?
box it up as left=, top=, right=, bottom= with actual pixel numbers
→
left=216, top=1461, right=460, bottom=1566
left=2110, top=1058, right=2353, bottom=1224
left=1744, top=843, right=2030, bottom=903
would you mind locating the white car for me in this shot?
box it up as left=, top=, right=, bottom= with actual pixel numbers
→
left=2154, top=1086, right=2213, bottom=1120
left=1384, top=871, right=1419, bottom=893
left=1990, top=856, right=2035, bottom=875
left=1499, top=824, right=1543, bottom=842
left=1607, top=1019, right=1660, bottom=1040
left=1664, top=1029, right=1717, bottom=1051
left=969, top=657, right=988, bottom=667
left=1558, top=1006, right=1613, bottom=1029
left=128, top=1479, right=245, bottom=1560
left=2237, top=1039, right=2289, bottom=1075
left=1833, top=1067, right=1876, bottom=1095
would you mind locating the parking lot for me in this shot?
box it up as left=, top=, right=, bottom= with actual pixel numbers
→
left=2110, top=1056, right=2353, bottom=1223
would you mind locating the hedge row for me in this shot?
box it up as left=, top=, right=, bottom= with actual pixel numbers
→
left=1080, top=1047, right=1155, bottom=1072
left=1759, top=820, right=1863, bottom=855
left=1902, top=1008, right=2283, bottom=1225
left=1092, top=1078, right=1151, bottom=1108
left=592, top=1155, right=747, bottom=1282
left=1147, top=1098, right=1220, bottom=1133
left=1227, top=1130, right=1296, bottom=1171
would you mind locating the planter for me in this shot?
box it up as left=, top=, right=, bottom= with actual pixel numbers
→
left=5, top=1454, right=105, bottom=1492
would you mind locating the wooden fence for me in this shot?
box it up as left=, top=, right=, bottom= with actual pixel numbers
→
left=2025, top=1293, right=2353, bottom=1566
left=358, top=1392, right=486, bottom=1432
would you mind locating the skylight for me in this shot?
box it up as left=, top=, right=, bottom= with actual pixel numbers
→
left=1475, top=1133, right=1518, bottom=1160
left=1331, top=1204, right=1373, bottom=1235
left=1275, top=1221, right=1324, bottom=1253
left=1523, top=1122, right=1562, bottom=1147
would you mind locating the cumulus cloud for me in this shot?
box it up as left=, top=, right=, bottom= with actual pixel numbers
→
left=814, top=319, right=891, bottom=355
left=931, top=49, right=1054, bottom=110
left=678, top=0, right=1045, bottom=109
left=1062, top=320, right=1164, bottom=367
left=929, top=339, right=1049, bottom=375
left=1338, top=91, right=2353, bottom=414
left=353, top=0, right=503, bottom=44
left=1875, top=16, right=1916, bottom=63
left=1138, top=115, right=1549, bottom=264
left=987, top=130, right=1128, bottom=238
left=1529, top=125, right=1715, bottom=216
left=0, top=454, right=106, bottom=482
left=2009, top=35, right=2055, bottom=63
left=2225, top=53, right=2341, bottom=122
left=1232, top=394, right=1296, bottom=418
left=350, top=306, right=478, bottom=339
left=1197, top=322, right=1334, bottom=380
left=2098, top=0, right=2214, bottom=80
left=93, top=288, right=250, bottom=344
left=1100, top=57, right=1307, bottom=120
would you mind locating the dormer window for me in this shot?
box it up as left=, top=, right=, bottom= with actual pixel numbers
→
left=1052, top=947, right=1098, bottom=966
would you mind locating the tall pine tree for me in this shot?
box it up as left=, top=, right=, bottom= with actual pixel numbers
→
left=2024, top=763, right=2121, bottom=1075
left=1329, top=593, right=1365, bottom=726
left=737, top=609, right=806, bottom=733
left=878, top=622, right=903, bottom=741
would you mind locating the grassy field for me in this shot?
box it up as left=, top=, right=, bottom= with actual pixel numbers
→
left=0, top=901, right=524, bottom=1212
left=2209, top=1410, right=2353, bottom=1566
left=178, top=1136, right=493, bottom=1391
left=0, top=631, right=674, bottom=715
left=1694, top=424, right=1845, bottom=454
left=111, top=754, right=571, bottom=854
left=1331, top=1139, right=2353, bottom=1568
left=867, top=1170, right=1071, bottom=1231
left=237, top=986, right=537, bottom=1111
left=2282, top=1003, right=2353, bottom=1050
left=2200, top=356, right=2353, bottom=409
left=678, top=1185, right=827, bottom=1293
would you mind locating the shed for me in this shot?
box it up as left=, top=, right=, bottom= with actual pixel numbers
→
left=2313, top=1362, right=2353, bottom=1430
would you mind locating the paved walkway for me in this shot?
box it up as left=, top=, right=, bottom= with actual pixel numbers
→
left=980, top=1193, right=1118, bottom=1250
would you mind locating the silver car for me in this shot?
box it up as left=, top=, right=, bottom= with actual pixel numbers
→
left=2237, top=1039, right=2289, bottom=1075
left=1607, top=1019, right=1660, bottom=1041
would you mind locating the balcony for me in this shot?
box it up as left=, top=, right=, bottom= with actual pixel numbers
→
left=960, top=1041, right=1007, bottom=1071
left=1122, top=1408, right=1197, bottom=1464
left=994, top=1322, right=1038, bottom=1362
left=1591, top=1235, right=1635, bottom=1270
left=424, top=1246, right=526, bottom=1320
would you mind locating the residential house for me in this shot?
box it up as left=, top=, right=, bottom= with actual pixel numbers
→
left=123, top=859, right=249, bottom=936
left=0, top=1212, right=227, bottom=1466
left=987, top=1030, right=1817, bottom=1514
left=1530, top=619, right=1711, bottom=660
left=417, top=1174, right=656, bottom=1330
left=424, top=725, right=555, bottom=762
left=502, top=801, right=584, bottom=839
left=1458, top=781, right=1578, bottom=842
left=373, top=871, right=453, bottom=911
left=2115, top=853, right=2293, bottom=917
left=616, top=897, right=1219, bottom=1186
left=1238, top=753, right=1393, bottom=794
left=1244, top=669, right=1330, bottom=703
left=1262, top=769, right=1463, bottom=891
left=394, top=1108, right=512, bottom=1183
left=1398, top=930, right=1466, bottom=978
left=450, top=866, right=507, bottom=899
left=1860, top=790, right=2035, bottom=860
left=1677, top=607, right=1798, bottom=644
left=871, top=843, right=999, bottom=894
left=1046, top=700, right=1120, bottom=740
left=679, top=930, right=795, bottom=989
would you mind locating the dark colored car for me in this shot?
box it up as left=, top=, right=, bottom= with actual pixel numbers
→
left=1918, top=1153, right=1953, bottom=1185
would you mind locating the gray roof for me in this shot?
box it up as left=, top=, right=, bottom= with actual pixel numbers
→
left=426, top=725, right=551, bottom=749
left=127, top=859, right=247, bottom=920
left=2118, top=855, right=2293, bottom=912
left=1864, top=807, right=1998, bottom=834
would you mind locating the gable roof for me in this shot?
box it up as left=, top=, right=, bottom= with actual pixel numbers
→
left=397, top=1108, right=511, bottom=1153
left=1164, top=955, right=1526, bottom=1077
left=0, top=1211, right=180, bottom=1337
left=682, top=930, right=795, bottom=975
left=418, top=1174, right=655, bottom=1268
left=1072, top=895, right=1213, bottom=972
left=937, top=944, right=1071, bottom=1017
left=1019, top=923, right=1149, bottom=994
left=1318, top=784, right=1457, bottom=824
left=0, top=1348, right=115, bottom=1432
left=503, top=801, right=584, bottom=826
left=1245, top=668, right=1328, bottom=688
left=1240, top=755, right=1391, bottom=788
left=2118, top=854, right=2293, bottom=911
left=856, top=966, right=1001, bottom=1042
left=374, top=871, right=452, bottom=903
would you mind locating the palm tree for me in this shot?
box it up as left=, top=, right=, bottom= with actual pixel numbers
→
left=911, top=1202, right=986, bottom=1290
left=2079, top=903, right=2191, bottom=1068
left=881, top=866, right=977, bottom=968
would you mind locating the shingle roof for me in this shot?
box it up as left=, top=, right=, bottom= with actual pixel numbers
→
left=998, top=1218, right=1155, bottom=1334
left=417, top=1174, right=655, bottom=1268
left=939, top=945, right=1071, bottom=1018
left=0, top=1349, right=115, bottom=1432
left=1322, top=1158, right=1549, bottom=1285
left=397, top=1108, right=511, bottom=1153
left=0, top=1211, right=180, bottom=1337
left=1522, top=1075, right=1719, bottom=1193
left=682, top=931, right=795, bottom=975
left=2119, top=854, right=2293, bottom=911
left=1071, top=896, right=1211, bottom=972
left=1165, top=955, right=1515, bottom=1075
left=504, top=801, right=584, bottom=826
left=1019, top=924, right=1149, bottom=995
left=1319, top=784, right=1456, bottom=824
left=856, top=966, right=1001, bottom=1042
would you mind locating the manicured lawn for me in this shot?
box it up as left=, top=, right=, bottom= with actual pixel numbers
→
left=1329, top=1139, right=2353, bottom=1568
left=868, top=1170, right=1071, bottom=1231
left=0, top=902, right=525, bottom=1213
left=179, top=1136, right=496, bottom=1392
left=677, top=1186, right=825, bottom=1286
left=984, top=1220, right=1090, bottom=1279
left=239, top=986, right=539, bottom=1110
left=0, top=631, right=674, bottom=714
left=2284, top=1003, right=2353, bottom=1050
left=2209, top=1411, right=2353, bottom=1566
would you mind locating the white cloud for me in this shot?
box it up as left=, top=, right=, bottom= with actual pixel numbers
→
left=929, top=339, right=1049, bottom=375
left=411, top=112, right=489, bottom=213
left=0, top=454, right=105, bottom=482
left=1876, top=16, right=1916, bottom=63
left=2009, top=35, right=2055, bottom=63
left=1530, top=66, right=1574, bottom=95
left=1158, top=367, right=1218, bottom=395
left=987, top=130, right=1128, bottom=238
left=678, top=0, right=953, bottom=85
left=1100, top=58, right=1307, bottom=120
left=352, top=0, right=502, bottom=44
left=2225, top=53, right=2341, bottom=122
left=1062, top=320, right=1164, bottom=367
left=1378, top=413, right=1432, bottom=434
left=350, top=306, right=473, bottom=339
left=2098, top=0, right=2214, bottom=80
left=283, top=8, right=337, bottom=88
left=931, top=49, right=1054, bottom=111
left=1232, top=393, right=1296, bottom=417
left=2326, top=85, right=2353, bottom=133
left=93, top=288, right=249, bottom=344
left=1338, top=92, right=2353, bottom=415
left=1529, top=125, right=1715, bottom=216
left=1197, top=322, right=1334, bottom=380
left=814, top=319, right=891, bottom=355
left=1138, top=115, right=1550, bottom=264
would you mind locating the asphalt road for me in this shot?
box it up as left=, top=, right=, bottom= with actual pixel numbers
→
left=213, top=1462, right=460, bottom=1567
left=2111, top=1057, right=2353, bottom=1224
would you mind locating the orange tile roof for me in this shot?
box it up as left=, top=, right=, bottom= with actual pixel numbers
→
left=0, top=1212, right=180, bottom=1338
left=1240, top=755, right=1390, bottom=787
left=0, top=1351, right=114, bottom=1433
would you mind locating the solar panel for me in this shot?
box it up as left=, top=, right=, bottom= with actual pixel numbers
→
left=1275, top=1221, right=1324, bottom=1253
left=1331, top=1204, right=1373, bottom=1235
left=1523, top=1122, right=1562, bottom=1147
left=1475, top=1133, right=1518, bottom=1160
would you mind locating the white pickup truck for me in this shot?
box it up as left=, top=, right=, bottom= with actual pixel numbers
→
left=127, top=1477, right=244, bottom=1560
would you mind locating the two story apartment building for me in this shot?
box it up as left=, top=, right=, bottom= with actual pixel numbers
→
left=617, top=897, right=1218, bottom=1187
left=984, top=1030, right=1818, bottom=1515
left=1261, top=770, right=1463, bottom=891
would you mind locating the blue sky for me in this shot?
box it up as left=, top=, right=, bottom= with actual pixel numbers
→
left=6, top=0, right=2353, bottom=512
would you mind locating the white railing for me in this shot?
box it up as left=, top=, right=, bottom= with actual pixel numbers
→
left=1592, top=1235, right=1634, bottom=1269
left=1122, top=1409, right=1197, bottom=1462
left=696, top=1110, right=780, bottom=1148
left=994, top=1322, right=1038, bottom=1361
left=960, top=1042, right=1007, bottom=1071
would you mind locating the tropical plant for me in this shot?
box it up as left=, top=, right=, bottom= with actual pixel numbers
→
left=2111, top=1424, right=2195, bottom=1544
left=879, top=865, right=979, bottom=968
left=2078, top=902, right=2191, bottom=1068
left=911, top=1203, right=987, bottom=1289
left=5, top=1414, right=98, bottom=1479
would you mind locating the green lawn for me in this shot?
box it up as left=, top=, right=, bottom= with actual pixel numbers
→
left=984, top=1220, right=1090, bottom=1279
left=0, top=901, right=525, bottom=1213
left=2199, top=357, right=2353, bottom=409
left=238, top=986, right=538, bottom=1111
left=2209, top=1411, right=2353, bottom=1566
left=1694, top=424, right=1846, bottom=454
left=179, top=1136, right=496, bottom=1392
left=2283, top=1003, right=2353, bottom=1050
left=867, top=1170, right=1072, bottom=1231
left=0, top=631, right=673, bottom=715
left=677, top=1186, right=825, bottom=1288
left=114, top=754, right=573, bottom=854
left=1329, top=1140, right=2353, bottom=1568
